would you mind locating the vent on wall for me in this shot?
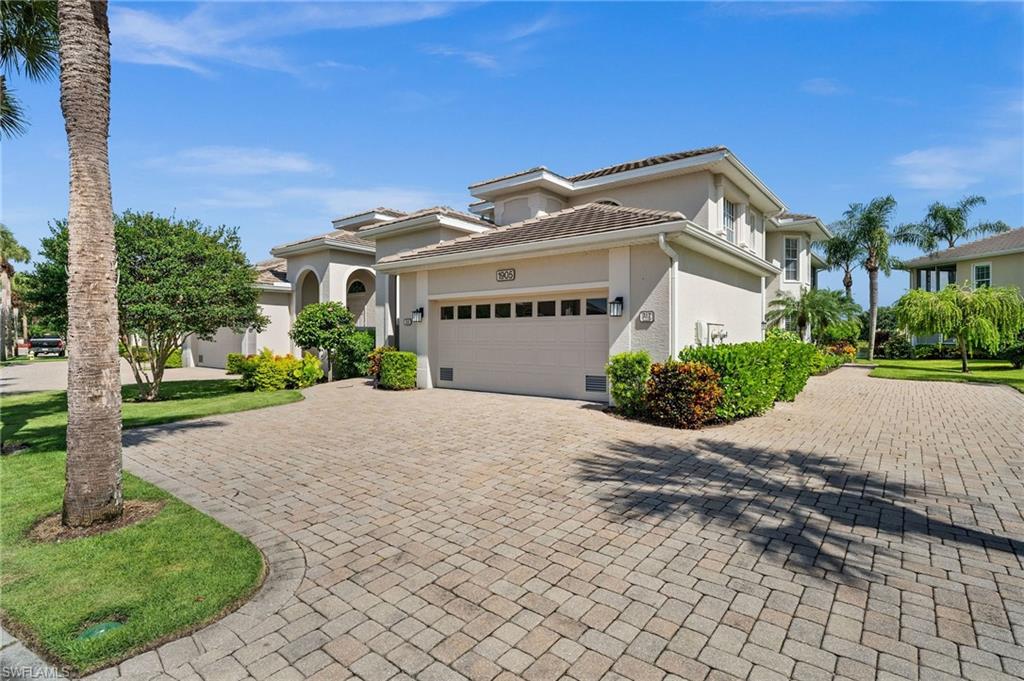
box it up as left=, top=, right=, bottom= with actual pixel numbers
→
left=439, top=367, right=454, bottom=382
left=585, top=375, right=607, bottom=392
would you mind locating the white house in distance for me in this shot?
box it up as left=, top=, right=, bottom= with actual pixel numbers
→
left=185, top=146, right=830, bottom=401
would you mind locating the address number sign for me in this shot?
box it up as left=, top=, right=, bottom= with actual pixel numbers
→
left=496, top=268, right=516, bottom=282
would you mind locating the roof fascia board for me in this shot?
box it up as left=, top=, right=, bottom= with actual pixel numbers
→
left=570, top=150, right=729, bottom=191
left=902, top=246, right=1024, bottom=269
left=270, top=239, right=375, bottom=258
left=330, top=211, right=399, bottom=230
left=469, top=170, right=575, bottom=200
left=358, top=214, right=490, bottom=241
left=255, top=282, right=293, bottom=292
left=771, top=217, right=832, bottom=241
left=721, top=153, right=786, bottom=213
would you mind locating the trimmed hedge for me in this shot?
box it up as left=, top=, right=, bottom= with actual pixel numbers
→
left=379, top=351, right=417, bottom=390
left=678, top=342, right=782, bottom=421
left=606, top=351, right=651, bottom=416
left=645, top=361, right=722, bottom=429
left=767, top=333, right=817, bottom=402
left=234, top=348, right=323, bottom=391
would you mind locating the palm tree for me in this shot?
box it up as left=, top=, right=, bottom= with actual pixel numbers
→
left=766, top=287, right=860, bottom=341
left=845, top=196, right=902, bottom=361
left=0, top=224, right=31, bottom=360
left=58, top=0, right=123, bottom=528
left=897, top=195, right=1010, bottom=253
left=1, top=0, right=59, bottom=136
left=816, top=220, right=862, bottom=300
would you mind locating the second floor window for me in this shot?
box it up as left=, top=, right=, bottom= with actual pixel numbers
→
left=784, top=237, right=799, bottom=281
left=723, top=200, right=737, bottom=243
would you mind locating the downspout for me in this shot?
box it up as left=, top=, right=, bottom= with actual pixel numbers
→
left=658, top=233, right=677, bottom=357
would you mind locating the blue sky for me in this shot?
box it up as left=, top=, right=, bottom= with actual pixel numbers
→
left=4, top=1, right=1022, bottom=308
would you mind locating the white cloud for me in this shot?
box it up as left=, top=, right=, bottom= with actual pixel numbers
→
left=800, top=77, right=849, bottom=96
left=149, top=147, right=327, bottom=176
left=501, top=13, right=561, bottom=41
left=110, top=3, right=455, bottom=75
left=890, top=137, right=1023, bottom=192
left=421, top=45, right=499, bottom=70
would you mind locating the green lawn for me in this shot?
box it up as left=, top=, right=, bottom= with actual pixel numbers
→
left=1, top=355, right=66, bottom=367
left=869, top=359, right=1024, bottom=393
left=0, top=380, right=302, bottom=674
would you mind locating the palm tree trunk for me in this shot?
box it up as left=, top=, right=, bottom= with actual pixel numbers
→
left=843, top=268, right=853, bottom=300
left=0, top=270, right=9, bottom=361
left=58, top=0, right=123, bottom=527
left=867, top=267, right=878, bottom=361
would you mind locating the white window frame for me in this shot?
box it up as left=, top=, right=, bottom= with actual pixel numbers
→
left=723, top=199, right=737, bottom=243
left=783, top=237, right=800, bottom=282
left=748, top=209, right=762, bottom=250
left=973, top=262, right=992, bottom=288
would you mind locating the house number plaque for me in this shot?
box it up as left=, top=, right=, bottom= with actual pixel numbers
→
left=639, top=310, right=655, bottom=323
left=496, top=268, right=516, bottom=282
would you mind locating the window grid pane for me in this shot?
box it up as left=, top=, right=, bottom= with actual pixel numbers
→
left=784, top=238, right=799, bottom=280
left=457, top=305, right=472, bottom=319
left=537, top=301, right=556, bottom=317
left=495, top=303, right=511, bottom=318
left=561, top=299, right=580, bottom=316
left=440, top=306, right=454, bottom=320
left=515, top=302, right=533, bottom=317
left=586, top=298, right=607, bottom=315
left=475, top=304, right=491, bottom=319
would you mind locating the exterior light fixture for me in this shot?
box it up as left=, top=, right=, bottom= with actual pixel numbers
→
left=608, top=297, right=624, bottom=317
left=411, top=307, right=424, bottom=323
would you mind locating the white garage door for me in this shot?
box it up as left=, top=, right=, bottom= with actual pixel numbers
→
left=433, top=290, right=610, bottom=401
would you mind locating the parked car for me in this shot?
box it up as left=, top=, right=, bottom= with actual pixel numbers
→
left=29, top=337, right=66, bottom=357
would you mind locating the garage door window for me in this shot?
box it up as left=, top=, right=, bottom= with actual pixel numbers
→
left=440, top=306, right=454, bottom=320
left=457, top=305, right=472, bottom=319
left=475, top=304, right=491, bottom=319
left=537, top=301, right=556, bottom=317
left=586, top=298, right=607, bottom=315
left=516, top=302, right=533, bottom=317
left=495, top=303, right=511, bottom=318
left=561, top=300, right=580, bottom=316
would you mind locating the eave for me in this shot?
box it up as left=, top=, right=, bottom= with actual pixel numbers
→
left=270, top=238, right=375, bottom=258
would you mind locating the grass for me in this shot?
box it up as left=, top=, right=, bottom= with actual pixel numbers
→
left=869, top=358, right=1024, bottom=393
left=1, top=355, right=66, bottom=367
left=0, top=380, right=303, bottom=675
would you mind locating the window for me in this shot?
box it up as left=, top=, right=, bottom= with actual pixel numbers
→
left=561, top=299, right=580, bottom=316
left=974, top=263, right=992, bottom=288
left=515, top=301, right=533, bottom=317
left=586, top=298, right=607, bottom=315
left=440, top=306, right=454, bottom=320
left=457, top=305, right=472, bottom=319
left=784, top=237, right=799, bottom=281
left=495, top=303, right=511, bottom=318
left=537, top=301, right=556, bottom=317
left=347, top=280, right=367, bottom=294
left=475, top=304, right=491, bottom=319
left=723, top=199, right=737, bottom=243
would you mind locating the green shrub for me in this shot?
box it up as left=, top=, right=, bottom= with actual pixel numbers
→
left=237, top=348, right=322, bottom=391
left=767, top=333, right=816, bottom=402
left=226, top=352, right=247, bottom=375
left=1001, top=340, right=1024, bottom=369
left=826, top=341, right=857, bottom=360
left=881, top=333, right=914, bottom=359
left=678, top=342, right=782, bottom=421
left=379, top=351, right=417, bottom=390
left=333, top=330, right=375, bottom=379
left=119, top=343, right=183, bottom=368
left=644, top=361, right=723, bottom=429
left=811, top=348, right=846, bottom=375
left=606, top=351, right=652, bottom=416
left=816, top=319, right=861, bottom=345
left=368, top=346, right=396, bottom=381
left=913, top=343, right=959, bottom=360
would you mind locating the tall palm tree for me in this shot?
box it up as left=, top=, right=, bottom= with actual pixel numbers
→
left=1, top=0, right=59, bottom=136
left=816, top=219, right=862, bottom=300
left=845, top=196, right=902, bottom=361
left=1, top=224, right=31, bottom=360
left=766, top=287, right=860, bottom=341
left=897, top=195, right=1010, bottom=253
left=58, top=0, right=122, bottom=527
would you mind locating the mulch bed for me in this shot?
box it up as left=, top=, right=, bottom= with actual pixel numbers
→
left=29, top=500, right=165, bottom=542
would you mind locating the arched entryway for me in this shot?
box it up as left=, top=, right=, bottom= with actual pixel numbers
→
left=297, top=270, right=320, bottom=313
left=345, top=269, right=375, bottom=329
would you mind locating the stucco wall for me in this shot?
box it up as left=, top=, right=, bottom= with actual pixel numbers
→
left=765, top=231, right=811, bottom=302
left=427, top=250, right=609, bottom=297
left=954, top=252, right=1024, bottom=291
left=571, top=172, right=712, bottom=226
left=375, top=227, right=469, bottom=259
left=677, top=246, right=763, bottom=346
left=629, top=244, right=672, bottom=361
left=256, top=290, right=292, bottom=355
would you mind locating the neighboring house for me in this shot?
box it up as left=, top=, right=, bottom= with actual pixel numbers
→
left=187, top=146, right=831, bottom=401
left=902, top=226, right=1024, bottom=346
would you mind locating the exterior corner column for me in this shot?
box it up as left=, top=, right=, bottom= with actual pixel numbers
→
left=415, top=270, right=432, bottom=389
left=608, top=246, right=631, bottom=357
left=375, top=273, right=395, bottom=347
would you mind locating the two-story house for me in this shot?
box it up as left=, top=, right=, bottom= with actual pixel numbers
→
left=185, top=146, right=830, bottom=401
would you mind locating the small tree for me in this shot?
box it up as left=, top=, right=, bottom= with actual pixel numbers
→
left=26, top=211, right=267, bottom=400
left=766, top=288, right=861, bottom=341
left=893, top=283, right=1024, bottom=373
left=289, top=302, right=356, bottom=382
left=845, top=196, right=903, bottom=360
left=816, top=220, right=862, bottom=300
left=897, top=195, right=1010, bottom=252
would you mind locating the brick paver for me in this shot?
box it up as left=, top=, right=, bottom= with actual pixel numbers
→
left=78, top=367, right=1023, bottom=679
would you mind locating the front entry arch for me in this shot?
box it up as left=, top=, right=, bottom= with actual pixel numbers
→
left=345, top=269, right=376, bottom=328
left=298, top=270, right=320, bottom=313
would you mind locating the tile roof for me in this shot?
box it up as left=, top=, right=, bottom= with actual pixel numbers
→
left=273, top=228, right=375, bottom=251
left=255, top=258, right=288, bottom=285
left=379, top=203, right=683, bottom=265
left=903, top=227, right=1024, bottom=267
left=334, top=206, right=407, bottom=221
left=776, top=211, right=817, bottom=221
left=358, top=205, right=494, bottom=231
left=467, top=146, right=729, bottom=189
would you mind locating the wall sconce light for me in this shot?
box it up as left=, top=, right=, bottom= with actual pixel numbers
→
left=608, top=297, right=624, bottom=317
left=411, top=307, right=424, bottom=323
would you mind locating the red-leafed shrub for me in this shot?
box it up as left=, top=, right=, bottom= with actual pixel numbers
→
left=644, top=361, right=723, bottom=429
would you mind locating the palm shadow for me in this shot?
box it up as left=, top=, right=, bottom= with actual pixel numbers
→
left=577, top=438, right=1022, bottom=582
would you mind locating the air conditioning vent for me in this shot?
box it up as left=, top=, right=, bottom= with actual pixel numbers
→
left=439, top=367, right=454, bottom=382
left=585, top=375, right=607, bottom=392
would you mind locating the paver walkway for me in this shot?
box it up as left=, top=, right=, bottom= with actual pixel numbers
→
left=30, top=368, right=1024, bottom=679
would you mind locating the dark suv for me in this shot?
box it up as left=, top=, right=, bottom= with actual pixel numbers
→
left=29, top=337, right=66, bottom=357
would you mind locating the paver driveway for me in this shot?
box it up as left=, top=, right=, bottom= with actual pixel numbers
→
left=88, top=367, right=1023, bottom=680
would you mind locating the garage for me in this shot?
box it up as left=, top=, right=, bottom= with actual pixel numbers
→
left=432, top=289, right=610, bottom=401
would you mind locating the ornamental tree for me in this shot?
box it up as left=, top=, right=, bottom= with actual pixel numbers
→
left=893, top=283, right=1024, bottom=373
left=27, top=211, right=267, bottom=400
left=289, top=302, right=356, bottom=382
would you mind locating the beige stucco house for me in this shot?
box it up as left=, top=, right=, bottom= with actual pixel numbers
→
left=186, top=146, right=830, bottom=401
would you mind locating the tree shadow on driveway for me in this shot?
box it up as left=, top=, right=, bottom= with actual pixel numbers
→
left=577, top=437, right=1023, bottom=582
